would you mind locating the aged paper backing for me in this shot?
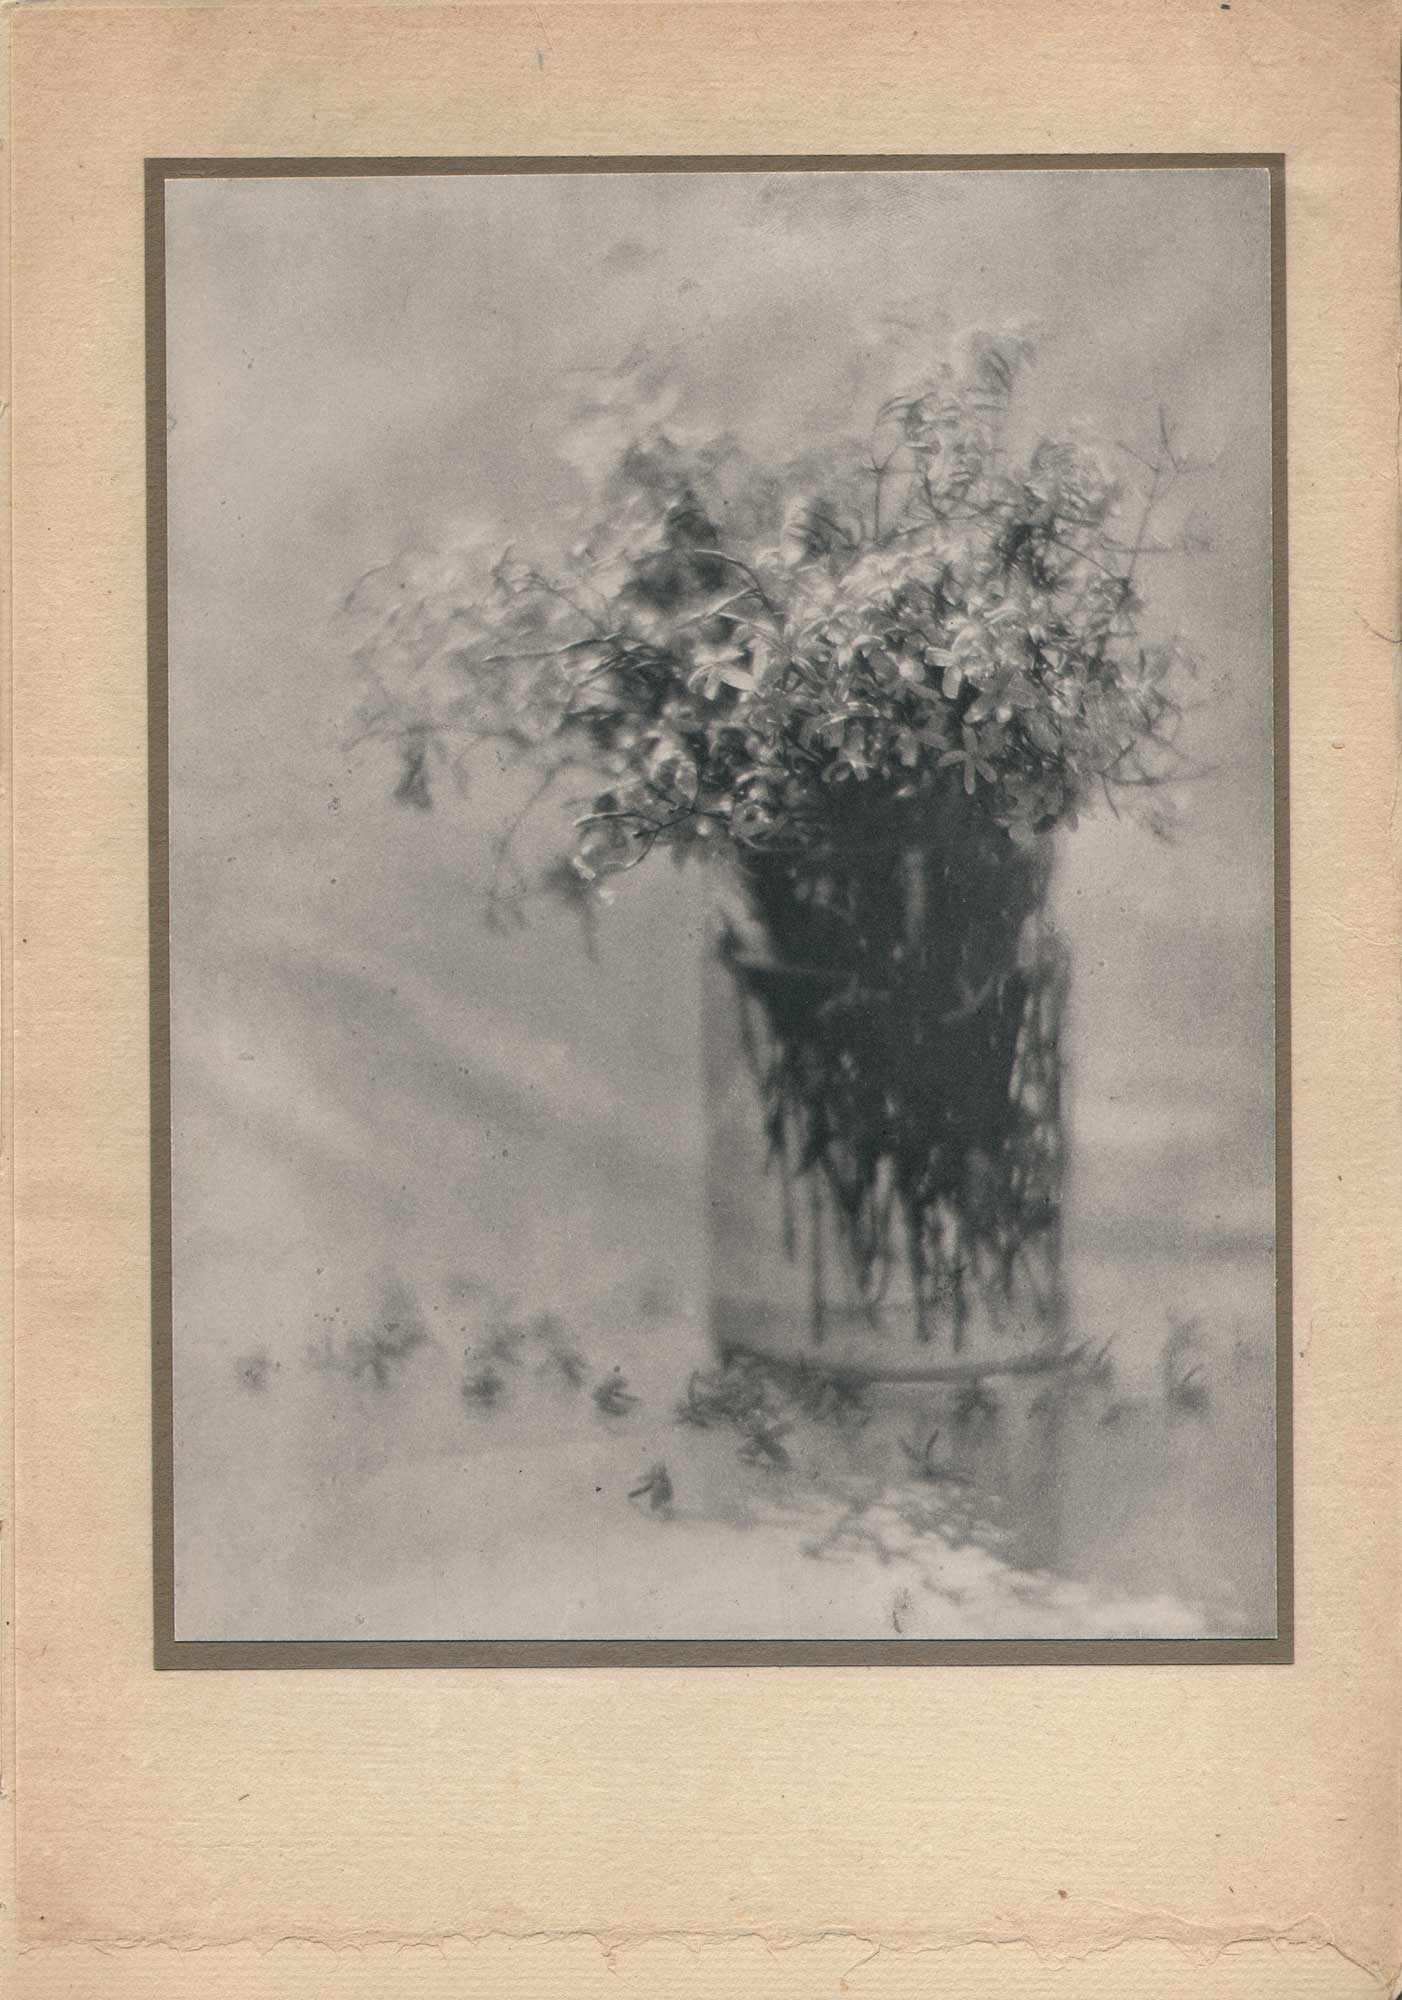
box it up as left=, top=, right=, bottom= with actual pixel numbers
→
left=6, top=2, right=1401, bottom=1995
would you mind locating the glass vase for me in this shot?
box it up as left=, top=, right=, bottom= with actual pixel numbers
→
left=702, top=794, right=1072, bottom=1375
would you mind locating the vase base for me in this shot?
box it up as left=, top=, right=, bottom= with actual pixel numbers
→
left=713, top=1296, right=1077, bottom=1384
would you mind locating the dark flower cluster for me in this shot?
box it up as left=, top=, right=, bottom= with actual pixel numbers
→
left=350, top=330, right=1196, bottom=906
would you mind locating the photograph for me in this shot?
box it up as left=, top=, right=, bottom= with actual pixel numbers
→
left=157, top=160, right=1281, bottom=1649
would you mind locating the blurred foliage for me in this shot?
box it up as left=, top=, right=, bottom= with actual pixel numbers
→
left=307, top=1281, right=432, bottom=1389
left=349, top=327, right=1197, bottom=877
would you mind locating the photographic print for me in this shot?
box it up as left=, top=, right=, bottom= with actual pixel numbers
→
left=154, top=159, right=1283, bottom=1654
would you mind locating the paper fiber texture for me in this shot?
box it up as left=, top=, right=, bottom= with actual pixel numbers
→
left=6, top=0, right=1400, bottom=1993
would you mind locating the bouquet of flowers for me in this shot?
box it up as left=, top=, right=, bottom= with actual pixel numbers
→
left=350, top=330, right=1198, bottom=1344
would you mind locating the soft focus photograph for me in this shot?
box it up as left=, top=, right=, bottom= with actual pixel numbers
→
left=160, top=162, right=1280, bottom=1646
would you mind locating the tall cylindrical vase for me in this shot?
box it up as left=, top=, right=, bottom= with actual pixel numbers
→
left=702, top=800, right=1071, bottom=1375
